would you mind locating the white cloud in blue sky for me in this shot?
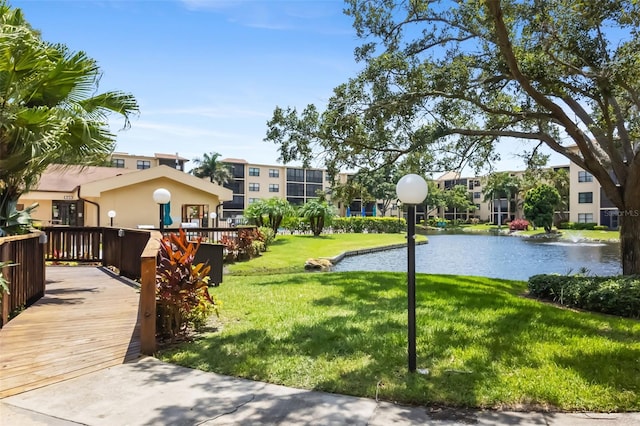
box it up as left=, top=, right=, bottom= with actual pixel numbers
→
left=11, top=0, right=568, bottom=173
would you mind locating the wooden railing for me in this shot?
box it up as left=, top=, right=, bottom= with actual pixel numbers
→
left=0, top=233, right=46, bottom=327
left=5, top=226, right=244, bottom=351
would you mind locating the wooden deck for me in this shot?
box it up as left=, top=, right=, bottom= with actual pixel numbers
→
left=0, top=266, right=141, bottom=398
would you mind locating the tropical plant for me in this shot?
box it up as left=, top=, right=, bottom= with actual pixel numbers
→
left=524, top=184, right=561, bottom=233
left=0, top=260, right=16, bottom=300
left=443, top=185, right=475, bottom=219
left=189, top=152, right=232, bottom=186
left=483, top=173, right=521, bottom=227
left=299, top=198, right=336, bottom=237
left=264, top=1, right=640, bottom=275
left=156, top=229, right=217, bottom=340
left=0, top=3, right=139, bottom=234
left=243, top=197, right=293, bottom=234
left=0, top=202, right=38, bottom=236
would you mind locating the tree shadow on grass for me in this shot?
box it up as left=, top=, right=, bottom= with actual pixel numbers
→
left=163, top=271, right=640, bottom=410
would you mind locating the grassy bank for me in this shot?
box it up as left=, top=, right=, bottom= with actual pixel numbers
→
left=160, top=271, right=640, bottom=411
left=226, top=233, right=424, bottom=275
left=459, top=224, right=620, bottom=242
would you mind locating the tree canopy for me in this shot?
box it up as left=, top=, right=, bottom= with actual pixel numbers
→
left=524, top=184, right=561, bottom=233
left=190, top=152, right=232, bottom=186
left=265, top=0, right=640, bottom=274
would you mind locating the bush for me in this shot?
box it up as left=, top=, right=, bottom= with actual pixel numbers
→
left=156, top=229, right=219, bottom=340
left=593, top=225, right=609, bottom=231
left=557, top=222, right=574, bottom=229
left=258, top=226, right=276, bottom=247
left=331, top=217, right=406, bottom=234
left=573, top=222, right=597, bottom=230
left=528, top=274, right=640, bottom=319
left=509, top=218, right=530, bottom=231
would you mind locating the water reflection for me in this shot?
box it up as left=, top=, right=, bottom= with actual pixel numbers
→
left=332, top=232, right=621, bottom=280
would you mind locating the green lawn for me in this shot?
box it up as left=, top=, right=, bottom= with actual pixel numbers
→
left=226, top=233, right=424, bottom=274
left=460, top=224, right=620, bottom=242
left=160, top=271, right=640, bottom=411
left=158, top=233, right=638, bottom=411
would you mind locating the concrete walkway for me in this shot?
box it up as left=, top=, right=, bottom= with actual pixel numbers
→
left=1, top=357, right=638, bottom=426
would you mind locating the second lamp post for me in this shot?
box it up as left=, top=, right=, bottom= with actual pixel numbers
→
left=396, top=173, right=428, bottom=373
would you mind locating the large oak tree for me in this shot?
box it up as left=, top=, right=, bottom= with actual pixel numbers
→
left=265, top=0, right=640, bottom=275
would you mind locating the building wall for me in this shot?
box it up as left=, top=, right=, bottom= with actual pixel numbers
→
left=91, top=177, right=223, bottom=228
left=569, top=163, right=601, bottom=224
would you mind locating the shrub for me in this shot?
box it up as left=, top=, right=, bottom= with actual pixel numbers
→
left=557, top=222, right=574, bottom=229
left=573, top=222, right=597, bottom=230
left=528, top=274, right=640, bottom=319
left=593, top=225, right=609, bottom=231
left=509, top=218, right=529, bottom=231
left=258, top=226, right=276, bottom=247
left=156, top=229, right=219, bottom=340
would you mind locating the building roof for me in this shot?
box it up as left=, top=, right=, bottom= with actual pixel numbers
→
left=154, top=153, right=189, bottom=161
left=34, top=165, right=137, bottom=192
left=221, top=158, right=248, bottom=164
left=80, top=165, right=233, bottom=201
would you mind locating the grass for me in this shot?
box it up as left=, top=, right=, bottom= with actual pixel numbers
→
left=158, top=233, right=639, bottom=411
left=160, top=271, right=640, bottom=411
left=226, top=233, right=424, bottom=274
left=459, top=224, right=620, bottom=242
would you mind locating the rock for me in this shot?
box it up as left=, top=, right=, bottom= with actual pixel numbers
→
left=304, top=258, right=332, bottom=271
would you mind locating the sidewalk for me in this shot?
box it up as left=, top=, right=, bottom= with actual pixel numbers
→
left=1, top=357, right=638, bottom=425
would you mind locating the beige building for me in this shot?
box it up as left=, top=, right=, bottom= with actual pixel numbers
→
left=220, top=159, right=331, bottom=220
left=19, top=165, right=232, bottom=229
left=569, top=162, right=618, bottom=228
left=109, top=152, right=190, bottom=172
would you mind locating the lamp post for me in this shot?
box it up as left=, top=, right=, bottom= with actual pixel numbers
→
left=107, top=210, right=116, bottom=227
left=209, top=212, right=217, bottom=228
left=396, top=173, right=428, bottom=373
left=152, top=188, right=171, bottom=231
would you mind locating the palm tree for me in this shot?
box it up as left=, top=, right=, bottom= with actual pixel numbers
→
left=483, top=172, right=520, bottom=227
left=299, top=198, right=336, bottom=236
left=244, top=197, right=293, bottom=234
left=190, top=152, right=232, bottom=186
left=0, top=3, right=139, bottom=233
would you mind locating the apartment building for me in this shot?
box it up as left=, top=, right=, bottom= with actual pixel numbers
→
left=220, top=159, right=331, bottom=221
left=110, top=152, right=189, bottom=172
left=569, top=162, right=619, bottom=228
left=103, top=152, right=619, bottom=229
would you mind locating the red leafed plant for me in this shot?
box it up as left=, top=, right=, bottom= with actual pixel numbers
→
left=509, top=218, right=530, bottom=231
left=156, top=229, right=217, bottom=340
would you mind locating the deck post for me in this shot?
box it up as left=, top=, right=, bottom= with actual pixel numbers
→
left=139, top=231, right=162, bottom=356
left=140, top=255, right=156, bottom=355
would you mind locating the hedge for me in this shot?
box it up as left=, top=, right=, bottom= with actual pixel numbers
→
left=528, top=274, right=640, bottom=319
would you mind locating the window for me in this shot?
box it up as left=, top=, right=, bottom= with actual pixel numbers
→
left=578, top=192, right=593, bottom=203
left=269, top=184, right=279, bottom=193
left=136, top=160, right=151, bottom=169
left=578, top=213, right=594, bottom=223
left=269, top=168, right=279, bottom=178
left=473, top=192, right=481, bottom=199
left=287, top=182, right=304, bottom=197
left=249, top=167, right=260, bottom=176
left=249, top=183, right=260, bottom=192
left=306, top=169, right=323, bottom=183
left=248, top=198, right=260, bottom=204
left=306, top=184, right=323, bottom=197
left=578, top=171, right=593, bottom=182
left=112, top=159, right=125, bottom=168
left=286, top=168, right=304, bottom=182
left=475, top=204, right=481, bottom=210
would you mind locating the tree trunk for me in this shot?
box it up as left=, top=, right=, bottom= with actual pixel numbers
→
left=620, top=212, right=640, bottom=276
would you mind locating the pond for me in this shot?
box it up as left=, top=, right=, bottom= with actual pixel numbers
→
left=331, top=231, right=622, bottom=280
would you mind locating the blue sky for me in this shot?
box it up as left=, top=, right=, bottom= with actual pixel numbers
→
left=12, top=0, right=567, bottom=173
